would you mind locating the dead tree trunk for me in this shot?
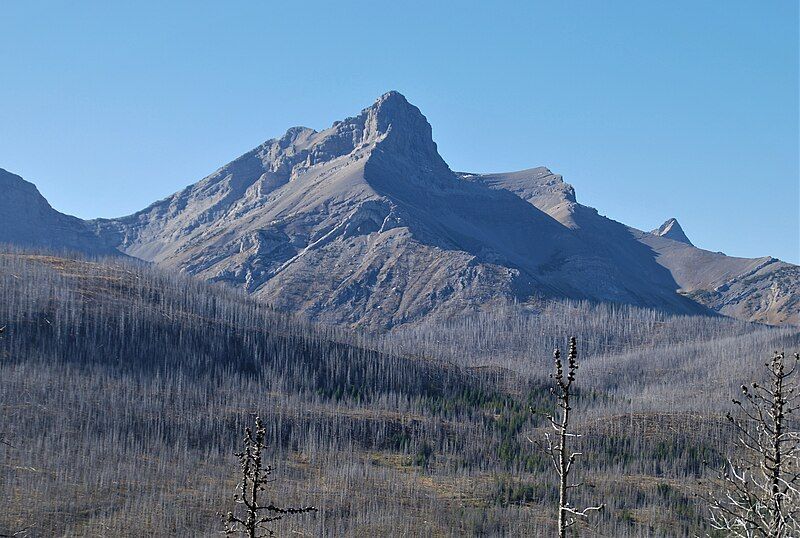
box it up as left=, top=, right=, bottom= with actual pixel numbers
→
left=223, top=416, right=316, bottom=538
left=707, top=351, right=800, bottom=537
left=539, top=337, right=603, bottom=537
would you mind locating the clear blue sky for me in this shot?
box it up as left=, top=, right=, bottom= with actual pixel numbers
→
left=1, top=1, right=797, bottom=263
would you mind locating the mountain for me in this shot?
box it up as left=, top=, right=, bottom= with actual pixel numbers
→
left=4, top=92, right=797, bottom=328
left=469, top=168, right=800, bottom=326
left=89, top=91, right=797, bottom=328
left=89, top=92, right=705, bottom=329
left=0, top=168, right=121, bottom=256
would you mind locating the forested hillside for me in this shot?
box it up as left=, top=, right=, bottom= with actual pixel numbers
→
left=1, top=249, right=798, bottom=536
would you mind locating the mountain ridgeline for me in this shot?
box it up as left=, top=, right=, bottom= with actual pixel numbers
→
left=2, top=91, right=797, bottom=328
left=0, top=169, right=120, bottom=257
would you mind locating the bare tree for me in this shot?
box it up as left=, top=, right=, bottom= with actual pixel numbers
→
left=707, top=351, right=800, bottom=537
left=223, top=416, right=317, bottom=538
left=0, top=324, right=10, bottom=449
left=537, top=337, right=603, bottom=537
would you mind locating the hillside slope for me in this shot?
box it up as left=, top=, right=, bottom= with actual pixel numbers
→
left=467, top=167, right=800, bottom=326
left=2, top=250, right=798, bottom=537
left=0, top=168, right=120, bottom=256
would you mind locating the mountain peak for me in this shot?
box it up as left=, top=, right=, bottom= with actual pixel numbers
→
left=651, top=218, right=693, bottom=246
left=370, top=90, right=416, bottom=117
left=0, top=168, right=121, bottom=256
left=350, top=91, right=445, bottom=171
left=361, top=90, right=429, bottom=137
left=1, top=167, right=39, bottom=192
left=0, top=168, right=54, bottom=211
left=375, top=89, right=409, bottom=105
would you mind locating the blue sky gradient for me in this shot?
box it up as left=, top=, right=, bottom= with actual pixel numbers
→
left=1, top=1, right=797, bottom=262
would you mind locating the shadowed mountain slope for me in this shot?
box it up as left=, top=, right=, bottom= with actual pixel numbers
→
left=468, top=168, right=799, bottom=326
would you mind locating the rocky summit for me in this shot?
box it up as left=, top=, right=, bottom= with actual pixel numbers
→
left=651, top=218, right=693, bottom=246
left=3, top=92, right=798, bottom=328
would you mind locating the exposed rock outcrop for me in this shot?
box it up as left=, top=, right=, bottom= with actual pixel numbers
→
left=651, top=218, right=693, bottom=246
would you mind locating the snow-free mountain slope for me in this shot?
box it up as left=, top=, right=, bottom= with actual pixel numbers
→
left=474, top=168, right=799, bottom=326
left=4, top=92, right=796, bottom=327
left=0, top=168, right=120, bottom=256
left=463, top=167, right=577, bottom=221
left=636, top=232, right=799, bottom=326
left=92, top=92, right=708, bottom=328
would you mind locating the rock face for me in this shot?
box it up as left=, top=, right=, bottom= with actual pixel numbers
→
left=0, top=168, right=120, bottom=256
left=651, top=218, right=693, bottom=246
left=4, top=92, right=797, bottom=327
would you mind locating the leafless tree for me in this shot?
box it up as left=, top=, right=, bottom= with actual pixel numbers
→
left=707, top=351, right=800, bottom=537
left=0, top=324, right=10, bottom=449
left=538, top=337, right=603, bottom=537
left=223, top=416, right=316, bottom=538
